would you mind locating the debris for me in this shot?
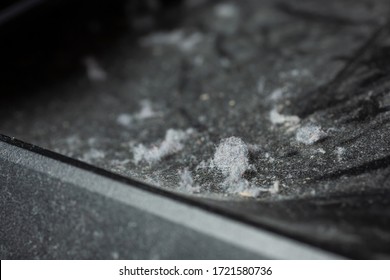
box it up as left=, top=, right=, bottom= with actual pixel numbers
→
left=269, top=108, right=300, bottom=127
left=140, top=30, right=203, bottom=52
left=238, top=189, right=261, bottom=198
left=83, top=56, right=107, bottom=82
left=296, top=124, right=327, bottom=145
left=178, top=168, right=201, bottom=193
left=268, top=88, right=285, bottom=101
left=212, top=2, right=240, bottom=34
left=239, top=181, right=280, bottom=197
left=111, top=252, right=119, bottom=260
left=210, top=136, right=254, bottom=191
left=269, top=180, right=280, bottom=194
left=257, top=78, right=265, bottom=94
left=335, top=147, right=346, bottom=161
left=228, top=100, right=236, bottom=107
left=80, top=148, right=105, bottom=163
left=317, top=148, right=326, bottom=154
left=133, top=128, right=194, bottom=164
left=117, top=100, right=158, bottom=127
left=214, top=3, right=239, bottom=18
left=200, top=93, right=210, bottom=101
left=279, top=69, right=310, bottom=79
left=117, top=114, right=132, bottom=126
left=195, top=160, right=208, bottom=170
left=135, top=100, right=157, bottom=119
left=211, top=136, right=249, bottom=179
left=264, top=152, right=275, bottom=163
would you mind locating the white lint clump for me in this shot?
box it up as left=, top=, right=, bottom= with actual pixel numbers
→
left=178, top=168, right=201, bottom=193
left=80, top=148, right=105, bottom=163
left=296, top=124, right=327, bottom=145
left=211, top=137, right=251, bottom=189
left=213, top=3, right=240, bottom=35
left=206, top=137, right=282, bottom=196
left=83, top=56, right=107, bottom=82
left=136, top=99, right=157, bottom=119
left=268, top=88, right=285, bottom=101
left=133, top=128, right=194, bottom=164
left=117, top=100, right=158, bottom=127
left=269, top=108, right=300, bottom=127
left=335, top=147, right=346, bottom=161
left=214, top=3, right=239, bottom=18
left=117, top=114, right=133, bottom=126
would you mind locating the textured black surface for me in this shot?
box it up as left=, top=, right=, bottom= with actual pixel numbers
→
left=0, top=149, right=261, bottom=259
left=204, top=190, right=390, bottom=259
left=1, top=136, right=340, bottom=259
left=1, top=0, right=390, bottom=259
left=1, top=135, right=389, bottom=259
left=0, top=0, right=389, bottom=196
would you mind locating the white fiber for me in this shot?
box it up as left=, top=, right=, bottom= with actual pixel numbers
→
left=239, top=181, right=280, bottom=198
left=140, top=30, right=203, bottom=52
left=133, top=128, right=194, bottom=164
left=238, top=188, right=262, bottom=198
left=317, top=148, right=326, bottom=154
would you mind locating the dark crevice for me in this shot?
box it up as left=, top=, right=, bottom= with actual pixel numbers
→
left=342, top=98, right=381, bottom=123
left=214, top=34, right=234, bottom=62
left=177, top=107, right=208, bottom=132
left=379, top=105, right=390, bottom=113
left=339, top=116, right=390, bottom=145
left=313, top=155, right=390, bottom=182
left=177, top=59, right=191, bottom=94
left=292, top=22, right=390, bottom=118
left=275, top=2, right=377, bottom=26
